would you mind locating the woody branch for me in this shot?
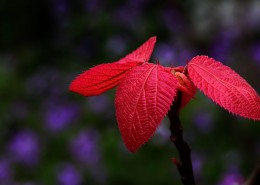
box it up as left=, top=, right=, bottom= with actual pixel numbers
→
left=168, top=91, right=196, bottom=185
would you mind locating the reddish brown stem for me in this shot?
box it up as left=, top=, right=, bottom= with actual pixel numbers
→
left=168, top=91, right=196, bottom=185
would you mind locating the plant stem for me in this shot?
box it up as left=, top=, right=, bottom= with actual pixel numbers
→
left=168, top=91, right=196, bottom=185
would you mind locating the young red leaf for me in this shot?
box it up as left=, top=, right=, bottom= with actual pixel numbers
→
left=170, top=67, right=196, bottom=108
left=181, top=85, right=196, bottom=108
left=188, top=55, right=260, bottom=120
left=174, top=71, right=196, bottom=108
left=69, top=36, right=157, bottom=96
left=115, top=63, right=179, bottom=152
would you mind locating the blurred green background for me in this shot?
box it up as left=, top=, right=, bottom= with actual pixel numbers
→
left=0, top=0, right=259, bottom=185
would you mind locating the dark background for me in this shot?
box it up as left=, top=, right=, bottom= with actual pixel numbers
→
left=0, top=0, right=259, bottom=185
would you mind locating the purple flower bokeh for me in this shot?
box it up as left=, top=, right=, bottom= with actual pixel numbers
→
left=0, top=158, right=12, bottom=183
left=51, top=0, right=70, bottom=30
left=191, top=153, right=204, bottom=179
left=69, top=129, right=100, bottom=165
left=154, top=43, right=193, bottom=66
left=154, top=43, right=176, bottom=66
left=52, top=0, right=69, bottom=16
left=194, top=112, right=214, bottom=134
left=105, top=36, right=127, bottom=57
left=209, top=33, right=232, bottom=63
left=7, top=130, right=41, bottom=166
left=152, top=121, right=170, bottom=145
left=217, top=171, right=244, bottom=185
left=222, top=150, right=242, bottom=173
left=25, top=68, right=63, bottom=97
left=69, top=129, right=107, bottom=184
left=43, top=102, right=79, bottom=133
left=251, top=43, right=260, bottom=65
left=57, top=164, right=82, bottom=185
left=218, top=151, right=243, bottom=185
left=161, top=9, right=187, bottom=33
left=209, top=28, right=241, bottom=64
left=112, top=4, right=142, bottom=30
left=88, top=94, right=110, bottom=114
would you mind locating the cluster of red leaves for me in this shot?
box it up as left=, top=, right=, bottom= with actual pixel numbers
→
left=69, top=36, right=260, bottom=152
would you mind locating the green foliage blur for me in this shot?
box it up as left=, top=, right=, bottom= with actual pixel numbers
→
left=0, top=0, right=259, bottom=185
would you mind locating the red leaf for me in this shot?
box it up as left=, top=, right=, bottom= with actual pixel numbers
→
left=115, top=63, right=179, bottom=152
left=122, top=36, right=156, bottom=63
left=69, top=61, right=140, bottom=96
left=69, top=36, right=157, bottom=96
left=188, top=55, right=260, bottom=120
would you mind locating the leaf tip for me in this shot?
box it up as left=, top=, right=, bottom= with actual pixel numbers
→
left=69, top=76, right=82, bottom=93
left=149, top=36, right=157, bottom=43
